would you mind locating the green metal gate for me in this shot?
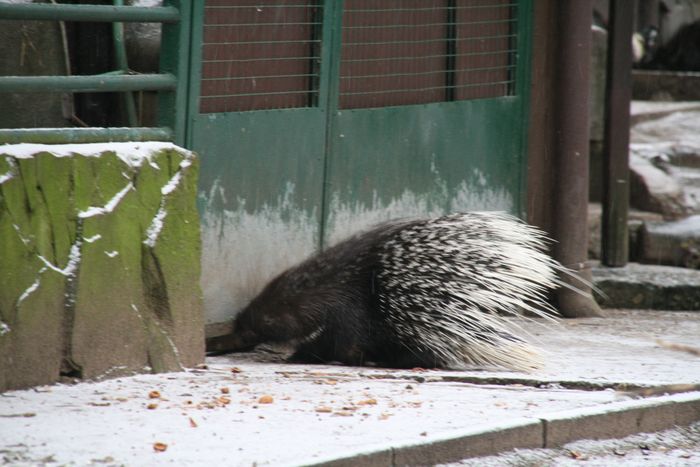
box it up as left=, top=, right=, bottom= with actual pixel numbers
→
left=187, top=1, right=533, bottom=325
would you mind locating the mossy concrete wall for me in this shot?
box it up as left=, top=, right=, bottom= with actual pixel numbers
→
left=0, top=142, right=204, bottom=392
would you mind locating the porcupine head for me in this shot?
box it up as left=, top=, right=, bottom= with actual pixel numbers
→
left=225, top=279, right=304, bottom=352
left=224, top=265, right=330, bottom=353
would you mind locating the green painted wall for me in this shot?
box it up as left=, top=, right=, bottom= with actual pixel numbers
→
left=188, top=1, right=533, bottom=328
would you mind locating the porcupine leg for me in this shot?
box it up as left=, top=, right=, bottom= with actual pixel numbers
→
left=288, top=310, right=377, bottom=366
left=289, top=332, right=369, bottom=366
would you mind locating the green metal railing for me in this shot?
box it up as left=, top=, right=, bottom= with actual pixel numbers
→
left=0, top=1, right=191, bottom=145
left=0, top=3, right=179, bottom=22
left=0, top=74, right=177, bottom=93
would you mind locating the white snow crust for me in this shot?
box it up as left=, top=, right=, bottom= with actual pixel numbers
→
left=0, top=141, right=192, bottom=168
left=78, top=182, right=134, bottom=219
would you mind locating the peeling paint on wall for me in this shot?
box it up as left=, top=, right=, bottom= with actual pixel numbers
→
left=201, top=168, right=513, bottom=326
left=199, top=180, right=318, bottom=325
left=326, top=170, right=514, bottom=245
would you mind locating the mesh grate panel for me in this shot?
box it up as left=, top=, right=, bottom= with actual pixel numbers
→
left=199, top=0, right=323, bottom=113
left=339, top=0, right=518, bottom=109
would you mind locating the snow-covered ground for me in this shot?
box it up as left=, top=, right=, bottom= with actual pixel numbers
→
left=1, top=310, right=698, bottom=466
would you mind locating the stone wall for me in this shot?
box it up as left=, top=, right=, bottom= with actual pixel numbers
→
left=0, top=142, right=204, bottom=391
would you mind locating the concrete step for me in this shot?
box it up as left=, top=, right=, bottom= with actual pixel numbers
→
left=592, top=261, right=700, bottom=310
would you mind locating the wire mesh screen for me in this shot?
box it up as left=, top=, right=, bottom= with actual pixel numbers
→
left=199, top=1, right=323, bottom=113
left=339, top=0, right=518, bottom=109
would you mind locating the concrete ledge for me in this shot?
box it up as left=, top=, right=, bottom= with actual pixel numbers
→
left=302, top=392, right=700, bottom=466
left=301, top=447, right=393, bottom=467
left=592, top=262, right=700, bottom=310
left=633, top=70, right=700, bottom=101
left=542, top=392, right=700, bottom=447
left=391, top=419, right=543, bottom=467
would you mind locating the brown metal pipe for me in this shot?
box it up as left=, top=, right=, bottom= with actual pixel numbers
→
left=552, top=0, right=603, bottom=317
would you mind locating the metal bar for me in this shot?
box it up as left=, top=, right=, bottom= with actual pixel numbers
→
left=202, top=39, right=322, bottom=46
left=0, top=74, right=177, bottom=93
left=202, top=56, right=321, bottom=64
left=307, top=3, right=324, bottom=108
left=205, top=4, right=315, bottom=9
left=184, top=0, right=203, bottom=146
left=159, top=0, right=193, bottom=146
left=343, top=18, right=517, bottom=29
left=201, top=89, right=320, bottom=99
left=319, top=0, right=344, bottom=249
left=0, top=127, right=173, bottom=144
left=112, top=0, right=138, bottom=126
left=601, top=0, right=633, bottom=267
left=339, top=80, right=513, bottom=96
left=341, top=47, right=518, bottom=63
left=0, top=3, right=180, bottom=23
left=507, top=4, right=519, bottom=96
left=343, top=34, right=515, bottom=46
left=202, top=3, right=516, bottom=11
left=205, top=22, right=322, bottom=27
left=344, top=4, right=517, bottom=13
left=344, top=37, right=517, bottom=46
left=202, top=73, right=320, bottom=81
left=341, top=65, right=516, bottom=80
left=445, top=0, right=457, bottom=102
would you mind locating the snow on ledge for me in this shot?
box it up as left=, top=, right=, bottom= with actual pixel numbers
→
left=0, top=142, right=193, bottom=168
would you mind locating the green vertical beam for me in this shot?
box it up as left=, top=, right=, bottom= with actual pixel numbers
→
left=112, top=0, right=138, bottom=126
left=515, top=0, right=534, bottom=219
left=601, top=0, right=633, bottom=267
left=319, top=0, right=345, bottom=249
left=185, top=1, right=205, bottom=148
left=160, top=0, right=192, bottom=147
left=445, top=0, right=457, bottom=101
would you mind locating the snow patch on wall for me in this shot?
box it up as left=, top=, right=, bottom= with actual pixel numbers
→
left=84, top=234, right=102, bottom=244
left=0, top=157, right=17, bottom=185
left=143, top=167, right=187, bottom=248
left=143, top=206, right=167, bottom=248
left=161, top=171, right=181, bottom=195
left=16, top=275, right=42, bottom=307
left=0, top=171, right=13, bottom=185
left=78, top=182, right=133, bottom=219
left=12, top=224, right=30, bottom=246
left=37, top=241, right=81, bottom=277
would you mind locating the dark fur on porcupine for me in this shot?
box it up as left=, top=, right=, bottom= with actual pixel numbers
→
left=226, top=212, right=567, bottom=370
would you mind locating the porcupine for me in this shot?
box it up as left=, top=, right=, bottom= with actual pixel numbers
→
left=222, top=212, right=574, bottom=371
